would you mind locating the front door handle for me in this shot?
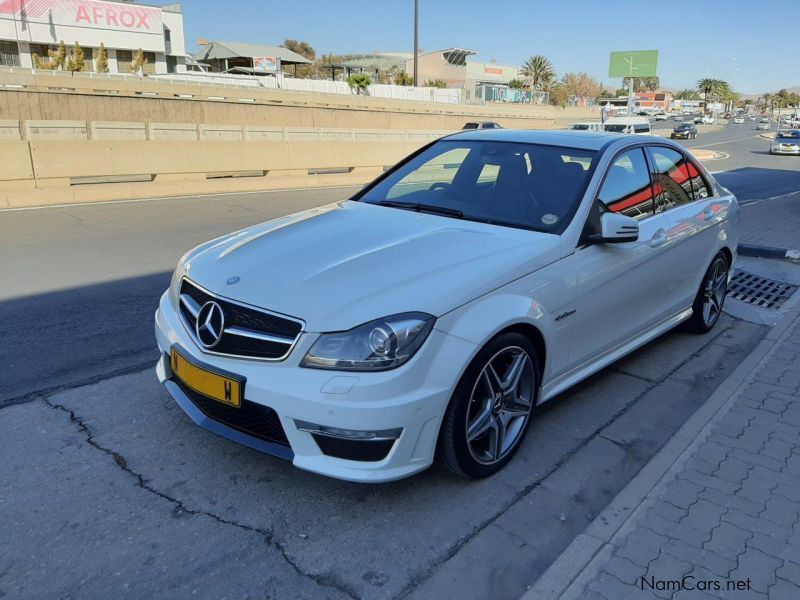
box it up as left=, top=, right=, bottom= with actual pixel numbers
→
left=703, top=206, right=715, bottom=221
left=650, top=228, right=668, bottom=248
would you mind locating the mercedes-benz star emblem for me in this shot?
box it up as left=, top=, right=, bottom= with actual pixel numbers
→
left=195, top=301, right=225, bottom=348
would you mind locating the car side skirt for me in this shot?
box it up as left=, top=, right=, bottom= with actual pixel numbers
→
left=539, top=305, right=694, bottom=403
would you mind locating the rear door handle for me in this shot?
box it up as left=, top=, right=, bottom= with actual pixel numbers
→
left=650, top=228, right=668, bottom=248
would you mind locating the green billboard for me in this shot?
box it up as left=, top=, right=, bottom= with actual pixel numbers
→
left=609, top=50, right=659, bottom=78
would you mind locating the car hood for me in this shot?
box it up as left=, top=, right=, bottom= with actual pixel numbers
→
left=183, top=201, right=561, bottom=331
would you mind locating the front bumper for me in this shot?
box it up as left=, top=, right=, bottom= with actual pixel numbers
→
left=154, top=292, right=476, bottom=482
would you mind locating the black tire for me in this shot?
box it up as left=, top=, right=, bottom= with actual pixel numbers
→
left=684, top=252, right=729, bottom=334
left=670, top=134, right=675, bottom=139
left=437, top=332, right=539, bottom=479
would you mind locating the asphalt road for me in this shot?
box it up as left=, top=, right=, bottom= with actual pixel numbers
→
left=1, top=123, right=798, bottom=599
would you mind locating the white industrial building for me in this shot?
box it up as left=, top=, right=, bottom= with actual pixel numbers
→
left=0, top=0, right=186, bottom=74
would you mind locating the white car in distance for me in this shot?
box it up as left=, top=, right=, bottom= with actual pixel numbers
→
left=155, top=130, right=740, bottom=482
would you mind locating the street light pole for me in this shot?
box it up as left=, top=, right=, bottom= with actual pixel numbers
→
left=412, top=0, right=419, bottom=87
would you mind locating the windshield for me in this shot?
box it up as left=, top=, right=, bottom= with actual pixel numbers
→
left=570, top=124, right=590, bottom=130
left=777, top=130, right=800, bottom=139
left=358, top=140, right=597, bottom=233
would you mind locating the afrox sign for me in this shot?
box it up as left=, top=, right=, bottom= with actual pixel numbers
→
left=0, top=0, right=162, bottom=33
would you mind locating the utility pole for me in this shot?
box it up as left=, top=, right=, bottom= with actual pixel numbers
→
left=413, top=0, right=419, bottom=87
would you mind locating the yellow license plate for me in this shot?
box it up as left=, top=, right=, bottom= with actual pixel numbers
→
left=170, top=347, right=243, bottom=408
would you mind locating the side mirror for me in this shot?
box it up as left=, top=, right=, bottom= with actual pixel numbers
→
left=588, top=212, right=639, bottom=244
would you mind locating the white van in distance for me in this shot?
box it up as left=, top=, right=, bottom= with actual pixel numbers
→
left=568, top=122, right=605, bottom=132
left=603, top=116, right=652, bottom=135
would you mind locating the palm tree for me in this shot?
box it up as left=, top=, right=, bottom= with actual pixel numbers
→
left=521, top=55, right=555, bottom=89
left=696, top=78, right=730, bottom=101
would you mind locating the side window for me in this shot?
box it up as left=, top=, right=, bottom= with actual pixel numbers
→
left=685, top=159, right=711, bottom=200
left=649, top=147, right=694, bottom=212
left=634, top=123, right=650, bottom=134
left=597, top=149, right=654, bottom=220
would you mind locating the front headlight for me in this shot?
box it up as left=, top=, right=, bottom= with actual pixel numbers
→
left=168, top=256, right=189, bottom=308
left=301, top=312, right=435, bottom=371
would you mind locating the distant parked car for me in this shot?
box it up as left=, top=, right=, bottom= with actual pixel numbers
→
left=673, top=115, right=684, bottom=123
left=654, top=113, right=669, bottom=121
left=734, top=116, right=745, bottom=124
left=671, top=123, right=698, bottom=140
left=462, top=122, right=502, bottom=130
left=756, top=119, right=772, bottom=130
left=770, top=129, right=800, bottom=155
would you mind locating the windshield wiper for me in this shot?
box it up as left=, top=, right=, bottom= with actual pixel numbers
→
left=378, top=200, right=464, bottom=219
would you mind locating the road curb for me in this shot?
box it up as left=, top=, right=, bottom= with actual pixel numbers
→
left=738, top=243, right=800, bottom=262
left=522, top=291, right=800, bottom=600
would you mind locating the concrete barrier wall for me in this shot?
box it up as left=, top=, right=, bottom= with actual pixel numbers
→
left=0, top=121, right=455, bottom=208
left=0, top=71, right=598, bottom=131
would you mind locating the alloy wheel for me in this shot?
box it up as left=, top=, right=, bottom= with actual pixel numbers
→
left=465, top=346, right=534, bottom=465
left=703, top=257, right=727, bottom=326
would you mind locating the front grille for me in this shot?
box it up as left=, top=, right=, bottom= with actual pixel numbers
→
left=174, top=378, right=290, bottom=448
left=179, top=278, right=303, bottom=359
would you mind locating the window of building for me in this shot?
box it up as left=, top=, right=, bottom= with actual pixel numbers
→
left=598, top=149, right=654, bottom=220
left=0, top=41, right=20, bottom=67
left=648, top=147, right=693, bottom=211
left=116, top=50, right=156, bottom=74
left=167, top=55, right=177, bottom=73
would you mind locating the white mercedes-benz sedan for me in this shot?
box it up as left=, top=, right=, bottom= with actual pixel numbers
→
left=155, top=130, right=739, bottom=482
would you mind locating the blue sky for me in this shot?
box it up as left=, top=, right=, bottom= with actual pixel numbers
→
left=181, top=0, right=797, bottom=94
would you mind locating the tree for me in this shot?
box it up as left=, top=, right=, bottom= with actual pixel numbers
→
left=560, top=72, right=603, bottom=100
left=508, top=79, right=524, bottom=90
left=348, top=74, right=371, bottom=95
left=424, top=79, right=447, bottom=88
left=66, top=41, right=86, bottom=72
left=33, top=40, right=66, bottom=70
left=622, top=76, right=660, bottom=92
left=282, top=39, right=315, bottom=61
left=697, top=78, right=730, bottom=101
left=282, top=39, right=316, bottom=78
left=394, top=70, right=413, bottom=86
left=675, top=89, right=701, bottom=100
left=96, top=43, right=109, bottom=73
left=130, top=48, right=146, bottom=74
left=520, top=55, right=555, bottom=89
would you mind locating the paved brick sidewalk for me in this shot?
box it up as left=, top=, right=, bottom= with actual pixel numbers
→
left=739, top=191, right=800, bottom=251
left=572, top=315, right=800, bottom=599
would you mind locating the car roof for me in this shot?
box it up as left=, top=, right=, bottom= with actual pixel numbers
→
left=445, top=128, right=627, bottom=151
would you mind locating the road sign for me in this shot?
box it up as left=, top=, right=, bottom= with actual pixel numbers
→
left=609, top=50, right=659, bottom=78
